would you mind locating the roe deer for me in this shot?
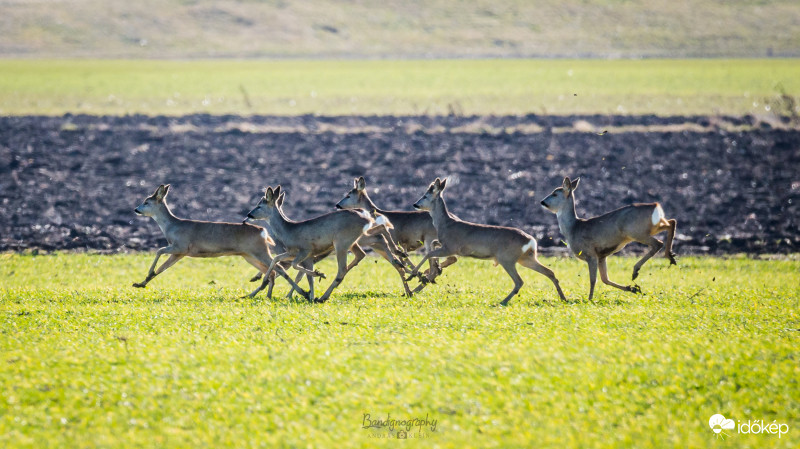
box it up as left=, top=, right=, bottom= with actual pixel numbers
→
left=246, top=219, right=409, bottom=296
left=246, top=185, right=394, bottom=302
left=540, top=176, right=677, bottom=301
left=132, top=184, right=308, bottom=299
left=336, top=176, right=457, bottom=294
left=245, top=228, right=331, bottom=299
left=407, top=178, right=567, bottom=305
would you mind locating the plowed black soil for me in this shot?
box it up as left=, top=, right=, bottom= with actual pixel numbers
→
left=1, top=114, right=798, bottom=254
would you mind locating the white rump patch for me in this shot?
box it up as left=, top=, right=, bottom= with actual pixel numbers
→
left=375, top=214, right=394, bottom=229
left=260, top=228, right=275, bottom=245
left=652, top=204, right=665, bottom=226
left=354, top=209, right=372, bottom=221
left=362, top=223, right=372, bottom=234
left=521, top=239, right=537, bottom=254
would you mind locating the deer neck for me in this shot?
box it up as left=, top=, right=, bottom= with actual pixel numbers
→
left=556, top=194, right=579, bottom=242
left=430, top=195, right=454, bottom=230
left=269, top=206, right=294, bottom=237
left=151, top=202, right=180, bottom=236
left=361, top=193, right=382, bottom=216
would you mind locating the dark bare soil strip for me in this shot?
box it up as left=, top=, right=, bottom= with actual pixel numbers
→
left=0, top=114, right=797, bottom=254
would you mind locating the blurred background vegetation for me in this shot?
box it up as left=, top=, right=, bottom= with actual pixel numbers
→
left=2, top=0, right=799, bottom=59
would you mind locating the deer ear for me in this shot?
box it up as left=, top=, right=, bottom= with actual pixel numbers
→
left=562, top=177, right=571, bottom=191
left=277, top=192, right=285, bottom=207
left=439, top=177, right=448, bottom=191
left=274, top=185, right=282, bottom=197
left=571, top=177, right=580, bottom=191
left=357, top=176, right=366, bottom=191
left=265, top=187, right=274, bottom=201
left=155, top=184, right=170, bottom=200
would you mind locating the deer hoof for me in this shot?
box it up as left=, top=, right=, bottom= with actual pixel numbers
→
left=314, top=270, right=326, bottom=279
left=629, top=285, right=642, bottom=294
left=249, top=274, right=262, bottom=282
left=132, top=282, right=146, bottom=288
left=668, top=253, right=678, bottom=265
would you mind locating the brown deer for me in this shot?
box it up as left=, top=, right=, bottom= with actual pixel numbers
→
left=246, top=186, right=395, bottom=302
left=132, top=184, right=308, bottom=299
left=336, top=176, right=457, bottom=293
left=247, top=219, right=410, bottom=296
left=407, top=178, right=567, bottom=306
left=540, top=176, right=677, bottom=301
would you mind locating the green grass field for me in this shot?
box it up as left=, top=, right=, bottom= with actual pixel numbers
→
left=1, top=253, right=798, bottom=448
left=1, top=59, right=799, bottom=116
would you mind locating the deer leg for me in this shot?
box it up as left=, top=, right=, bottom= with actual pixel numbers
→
left=305, top=270, right=315, bottom=301
left=273, top=264, right=310, bottom=300
left=280, top=259, right=314, bottom=300
left=632, top=237, right=663, bottom=281
left=249, top=271, right=263, bottom=282
left=411, top=239, right=438, bottom=293
left=426, top=241, right=457, bottom=282
left=586, top=257, right=598, bottom=302
left=291, top=249, right=326, bottom=279
left=519, top=256, right=567, bottom=302
left=372, top=245, right=414, bottom=297
left=133, top=247, right=181, bottom=288
left=413, top=256, right=457, bottom=293
left=293, top=258, right=317, bottom=302
left=498, top=260, right=524, bottom=306
left=408, top=246, right=453, bottom=281
left=345, top=243, right=367, bottom=273
left=421, top=239, right=441, bottom=280
left=285, top=266, right=306, bottom=299
left=432, top=256, right=458, bottom=279
left=367, top=234, right=408, bottom=272
left=154, top=254, right=184, bottom=275
left=599, top=257, right=641, bottom=294
left=316, top=246, right=351, bottom=303
left=663, top=219, right=678, bottom=265
left=242, top=256, right=274, bottom=299
left=265, top=271, right=276, bottom=299
left=366, top=225, right=410, bottom=260
left=248, top=254, right=309, bottom=300
left=439, top=256, right=458, bottom=270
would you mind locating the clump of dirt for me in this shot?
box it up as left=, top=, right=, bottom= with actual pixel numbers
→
left=0, top=114, right=797, bottom=254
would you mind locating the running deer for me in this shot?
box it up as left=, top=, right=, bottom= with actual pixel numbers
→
left=247, top=218, right=409, bottom=296
left=407, top=178, right=567, bottom=305
left=246, top=185, right=398, bottom=302
left=246, top=229, right=331, bottom=299
left=132, top=184, right=308, bottom=299
left=336, top=176, right=457, bottom=294
left=540, top=176, right=677, bottom=301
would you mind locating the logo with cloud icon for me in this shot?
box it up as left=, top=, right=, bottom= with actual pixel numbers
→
left=709, top=414, right=736, bottom=439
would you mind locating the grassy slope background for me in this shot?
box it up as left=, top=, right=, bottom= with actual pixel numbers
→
left=1, top=0, right=799, bottom=59
left=2, top=59, right=800, bottom=116
left=1, top=253, right=798, bottom=448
